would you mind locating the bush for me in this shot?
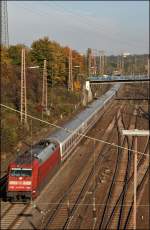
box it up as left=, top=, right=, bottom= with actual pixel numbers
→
left=1, top=125, right=18, bottom=152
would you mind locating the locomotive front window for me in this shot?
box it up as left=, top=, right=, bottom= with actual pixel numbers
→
left=10, top=168, right=32, bottom=177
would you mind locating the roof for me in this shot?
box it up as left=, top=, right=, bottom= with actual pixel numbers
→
left=15, top=139, right=58, bottom=165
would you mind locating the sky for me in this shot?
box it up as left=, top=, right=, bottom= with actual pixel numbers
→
left=7, top=1, right=149, bottom=55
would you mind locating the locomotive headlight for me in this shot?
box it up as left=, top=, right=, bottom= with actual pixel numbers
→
left=32, top=190, right=36, bottom=193
left=9, top=181, right=32, bottom=185
left=9, top=181, right=18, bottom=185
left=23, top=181, right=32, bottom=185
left=9, top=186, right=14, bottom=189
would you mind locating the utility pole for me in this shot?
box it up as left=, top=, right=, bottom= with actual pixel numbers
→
left=147, top=56, right=149, bottom=77
left=117, top=54, right=124, bottom=75
left=91, top=49, right=94, bottom=75
left=104, top=55, right=107, bottom=74
left=121, top=55, right=124, bottom=75
left=99, top=51, right=102, bottom=75
left=21, top=48, right=27, bottom=125
left=122, top=129, right=150, bottom=230
left=1, top=0, right=9, bottom=47
left=99, top=51, right=105, bottom=75
left=117, top=55, right=121, bottom=73
left=42, top=59, right=48, bottom=111
left=88, top=49, right=92, bottom=77
left=68, top=48, right=73, bottom=91
left=134, top=56, right=137, bottom=76
left=131, top=59, right=134, bottom=76
left=93, top=50, right=97, bottom=75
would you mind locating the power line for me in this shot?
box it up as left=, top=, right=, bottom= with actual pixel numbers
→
left=1, top=103, right=149, bottom=157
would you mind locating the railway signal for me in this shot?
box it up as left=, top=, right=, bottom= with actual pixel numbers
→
left=122, top=129, right=150, bottom=230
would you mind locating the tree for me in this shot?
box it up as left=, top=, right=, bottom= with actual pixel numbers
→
left=8, top=44, right=28, bottom=65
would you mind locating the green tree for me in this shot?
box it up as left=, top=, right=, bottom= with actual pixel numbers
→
left=8, top=44, right=27, bottom=65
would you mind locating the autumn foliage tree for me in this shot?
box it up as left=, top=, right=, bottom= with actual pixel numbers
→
left=1, top=37, right=87, bottom=155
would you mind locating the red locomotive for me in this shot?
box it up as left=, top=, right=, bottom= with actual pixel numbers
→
left=7, top=139, right=60, bottom=201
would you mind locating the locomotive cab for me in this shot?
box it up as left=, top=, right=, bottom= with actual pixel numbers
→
left=7, top=167, right=33, bottom=201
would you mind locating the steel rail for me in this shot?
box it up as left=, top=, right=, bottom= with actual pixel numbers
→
left=98, top=104, right=131, bottom=229
left=104, top=136, right=149, bottom=229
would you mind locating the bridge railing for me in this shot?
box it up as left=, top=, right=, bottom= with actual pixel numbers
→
left=88, top=75, right=150, bottom=82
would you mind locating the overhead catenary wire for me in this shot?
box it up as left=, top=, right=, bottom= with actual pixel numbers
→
left=1, top=103, right=149, bottom=157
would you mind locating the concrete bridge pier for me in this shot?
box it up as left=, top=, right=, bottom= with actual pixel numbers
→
left=82, top=81, right=93, bottom=106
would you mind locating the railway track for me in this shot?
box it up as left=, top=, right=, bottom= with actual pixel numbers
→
left=114, top=110, right=137, bottom=229
left=39, top=102, right=135, bottom=230
left=101, top=107, right=138, bottom=229
left=126, top=167, right=149, bottom=229
left=67, top=104, right=147, bottom=230
left=93, top=106, right=134, bottom=230
left=57, top=105, right=126, bottom=230
left=40, top=110, right=119, bottom=229
left=43, top=104, right=127, bottom=230
left=100, top=107, right=149, bottom=230
left=1, top=202, right=14, bottom=219
left=0, top=203, right=30, bottom=230
left=117, top=108, right=149, bottom=229
left=62, top=121, right=118, bottom=230
left=105, top=137, right=149, bottom=229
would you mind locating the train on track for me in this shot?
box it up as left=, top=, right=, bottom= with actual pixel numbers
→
left=7, top=83, right=121, bottom=201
